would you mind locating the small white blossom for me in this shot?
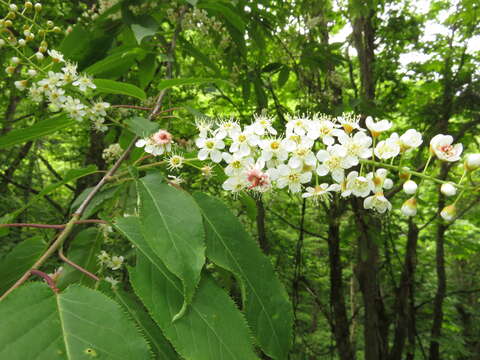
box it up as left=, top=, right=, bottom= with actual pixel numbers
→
left=272, top=164, right=311, bottom=193
left=366, top=116, right=392, bottom=137
left=430, top=134, right=463, bottom=162
left=48, top=49, right=64, bottom=63
left=73, top=75, right=96, bottom=92
left=316, top=145, right=356, bottom=182
left=250, top=114, right=277, bottom=136
left=302, top=183, right=340, bottom=203
left=440, top=183, right=457, bottom=197
left=374, top=133, right=401, bottom=160
left=399, top=129, right=423, bottom=151
left=364, top=192, right=392, bottom=213
left=403, top=180, right=418, bottom=195
left=343, top=171, right=375, bottom=198
left=108, top=255, right=124, bottom=270
left=196, top=136, right=225, bottom=163
left=137, top=129, right=173, bottom=156
left=401, top=197, right=417, bottom=217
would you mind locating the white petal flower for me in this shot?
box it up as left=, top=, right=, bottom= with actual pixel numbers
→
left=465, top=153, right=480, bottom=171
left=251, top=113, right=277, bottom=136
left=223, top=153, right=254, bottom=176
left=222, top=175, right=247, bottom=193
left=260, top=138, right=289, bottom=162
left=214, top=118, right=241, bottom=139
left=401, top=198, right=417, bottom=217
left=137, top=129, right=173, bottom=156
left=374, top=133, right=400, bottom=159
left=196, top=136, right=225, bottom=162
left=399, top=129, right=423, bottom=151
left=338, top=131, right=372, bottom=165
left=229, top=130, right=259, bottom=157
left=363, top=192, right=392, bottom=213
left=275, top=164, right=311, bottom=193
left=316, top=145, right=355, bottom=182
left=302, top=183, right=340, bottom=203
left=429, top=134, right=463, bottom=162
left=403, top=180, right=418, bottom=195
left=366, top=116, right=392, bottom=137
left=440, top=183, right=457, bottom=197
left=345, top=171, right=375, bottom=198
left=307, top=116, right=342, bottom=145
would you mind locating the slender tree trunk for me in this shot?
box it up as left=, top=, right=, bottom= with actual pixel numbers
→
left=255, top=197, right=269, bottom=254
left=327, top=202, right=356, bottom=360
left=389, top=219, right=419, bottom=360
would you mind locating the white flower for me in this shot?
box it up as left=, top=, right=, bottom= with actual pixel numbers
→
left=307, top=117, right=341, bottom=146
left=366, top=116, right=392, bottom=137
left=343, top=171, right=374, bottom=198
left=364, top=192, right=392, bottom=213
left=73, top=75, right=96, bottom=92
left=195, top=118, right=213, bottom=138
left=14, top=80, right=28, bottom=91
left=251, top=113, right=277, bottom=136
left=337, top=112, right=362, bottom=134
left=465, top=153, right=480, bottom=171
left=196, top=136, right=225, bottom=162
left=288, top=145, right=317, bottom=171
left=29, top=84, right=44, bottom=102
left=61, top=62, right=78, bottom=83
left=48, top=49, right=64, bottom=63
left=102, top=143, right=123, bottom=162
left=372, top=168, right=393, bottom=192
left=137, top=129, right=173, bottom=156
left=229, top=130, right=259, bottom=157
left=64, top=96, right=86, bottom=121
left=168, top=175, right=184, bottom=186
left=47, top=88, right=66, bottom=107
left=374, top=133, right=400, bottom=160
left=302, top=183, right=340, bottom=203
left=222, top=175, right=247, bottom=193
left=222, top=153, right=253, bottom=176
left=337, top=131, right=372, bottom=165
left=105, top=276, right=120, bottom=289
left=273, top=164, right=312, bottom=193
left=430, top=134, right=463, bottom=162
left=108, top=255, right=124, bottom=270
left=316, top=145, right=355, bottom=182
left=38, top=71, right=65, bottom=92
left=399, top=129, right=422, bottom=150
left=440, top=204, right=456, bottom=222
left=401, top=197, right=417, bottom=217
left=286, top=115, right=311, bottom=136
left=91, top=101, right=110, bottom=117
left=97, top=250, right=110, bottom=264
left=167, top=154, right=185, bottom=170
left=403, top=180, right=418, bottom=195
left=260, top=138, right=291, bottom=162
left=440, top=183, right=457, bottom=197
left=215, top=118, right=241, bottom=139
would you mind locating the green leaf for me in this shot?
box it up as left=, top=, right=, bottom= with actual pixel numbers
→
left=84, top=48, right=141, bottom=78
left=278, top=66, right=290, bottom=88
left=131, top=16, right=159, bottom=44
left=194, top=193, right=294, bottom=360
left=179, top=38, right=221, bottom=75
left=0, top=237, right=46, bottom=294
left=262, top=62, right=283, bottom=73
left=0, top=284, right=151, bottom=359
left=0, top=114, right=74, bottom=150
left=70, top=185, right=121, bottom=220
left=114, top=216, right=258, bottom=360
left=57, top=228, right=103, bottom=289
left=108, top=287, right=180, bottom=360
left=94, top=79, right=147, bottom=101
left=157, top=77, right=231, bottom=91
left=125, top=116, right=159, bottom=137
left=136, top=174, right=205, bottom=320
left=138, top=53, right=157, bottom=89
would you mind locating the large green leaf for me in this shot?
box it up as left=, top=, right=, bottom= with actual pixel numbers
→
left=57, top=228, right=103, bottom=289
left=108, top=287, right=180, bottom=360
left=0, top=237, right=46, bottom=294
left=136, top=174, right=205, bottom=320
left=125, top=116, right=159, bottom=137
left=94, top=79, right=147, bottom=101
left=0, top=283, right=151, bottom=359
left=115, top=216, right=258, bottom=360
left=0, top=114, right=74, bottom=149
left=194, top=193, right=294, bottom=360
left=84, top=48, right=141, bottom=78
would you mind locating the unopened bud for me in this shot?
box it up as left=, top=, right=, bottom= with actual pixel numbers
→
left=11, top=57, right=20, bottom=64
left=27, top=69, right=37, bottom=76
left=46, top=20, right=54, bottom=28
left=5, top=19, right=13, bottom=27
left=18, top=39, right=26, bottom=46
left=465, top=153, right=480, bottom=171
left=399, top=167, right=410, bottom=180
left=6, top=66, right=16, bottom=75
left=0, top=39, right=5, bottom=47
left=440, top=204, right=456, bottom=222
left=440, top=183, right=456, bottom=197
left=401, top=197, right=417, bottom=217
left=9, top=4, right=18, bottom=12
left=25, top=2, right=33, bottom=9
left=35, top=52, right=44, bottom=60
left=34, top=3, right=42, bottom=11
left=384, top=178, right=393, bottom=190
left=14, top=80, right=28, bottom=90
left=403, top=180, right=418, bottom=195
left=53, top=26, right=61, bottom=33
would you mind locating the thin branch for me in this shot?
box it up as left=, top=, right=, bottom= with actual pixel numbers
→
left=0, top=219, right=107, bottom=229
left=267, top=207, right=327, bottom=240
left=111, top=105, right=153, bottom=111
left=37, top=154, right=75, bottom=191
left=58, top=247, right=99, bottom=282
left=30, top=270, right=60, bottom=294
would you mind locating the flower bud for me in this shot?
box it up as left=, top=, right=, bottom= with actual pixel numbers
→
left=34, top=3, right=42, bottom=11
left=6, top=66, right=16, bottom=75
left=46, top=20, right=54, bottom=28
left=9, top=4, right=18, bottom=12
left=18, top=39, right=26, bottom=46
left=440, top=204, right=456, bottom=222
left=401, top=197, right=417, bottom=217
left=440, top=183, right=456, bottom=197
left=0, top=39, right=5, bottom=48
left=27, top=69, right=37, bottom=76
left=403, top=180, right=417, bottom=195
left=34, top=52, right=44, bottom=60
left=11, top=57, right=20, bottom=64
left=399, top=167, right=410, bottom=180
left=465, top=153, right=480, bottom=171
left=5, top=19, right=13, bottom=27
left=25, top=2, right=33, bottom=9
left=14, top=80, right=28, bottom=91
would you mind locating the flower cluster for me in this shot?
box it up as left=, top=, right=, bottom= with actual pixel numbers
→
left=192, top=113, right=478, bottom=220
left=135, top=129, right=173, bottom=156
left=97, top=250, right=124, bottom=270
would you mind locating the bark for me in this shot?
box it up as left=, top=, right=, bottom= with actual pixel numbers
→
left=0, top=141, right=34, bottom=192
left=389, top=219, right=419, bottom=360
left=255, top=197, right=269, bottom=254
left=327, top=202, right=356, bottom=360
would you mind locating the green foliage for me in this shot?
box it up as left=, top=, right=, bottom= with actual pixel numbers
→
left=194, top=192, right=293, bottom=360
left=0, top=283, right=150, bottom=359
left=136, top=174, right=205, bottom=320
left=94, top=79, right=147, bottom=101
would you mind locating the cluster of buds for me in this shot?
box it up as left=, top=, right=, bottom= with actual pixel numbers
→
left=97, top=250, right=124, bottom=271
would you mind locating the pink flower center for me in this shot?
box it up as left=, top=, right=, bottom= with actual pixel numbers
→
left=439, top=144, right=453, bottom=156
left=247, top=168, right=269, bottom=189
left=152, top=130, right=172, bottom=145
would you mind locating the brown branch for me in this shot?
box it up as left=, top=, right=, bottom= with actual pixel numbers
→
left=58, top=247, right=99, bottom=282
left=30, top=270, right=60, bottom=294
left=111, top=105, right=153, bottom=111
left=267, top=207, right=327, bottom=240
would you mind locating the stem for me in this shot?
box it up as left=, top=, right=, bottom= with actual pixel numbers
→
left=361, top=159, right=473, bottom=190
left=0, top=219, right=108, bottom=229
left=111, top=105, right=153, bottom=111
left=30, top=270, right=60, bottom=294
left=58, top=247, right=99, bottom=282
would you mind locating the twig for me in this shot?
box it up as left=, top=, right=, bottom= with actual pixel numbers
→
left=58, top=247, right=100, bottom=282
left=0, top=219, right=108, bottom=229
left=111, top=105, right=153, bottom=111
left=30, top=270, right=60, bottom=294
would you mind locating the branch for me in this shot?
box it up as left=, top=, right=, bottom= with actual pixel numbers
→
left=0, top=219, right=107, bottom=229
left=58, top=247, right=99, bottom=282
left=30, top=270, right=60, bottom=294
left=267, top=207, right=327, bottom=240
